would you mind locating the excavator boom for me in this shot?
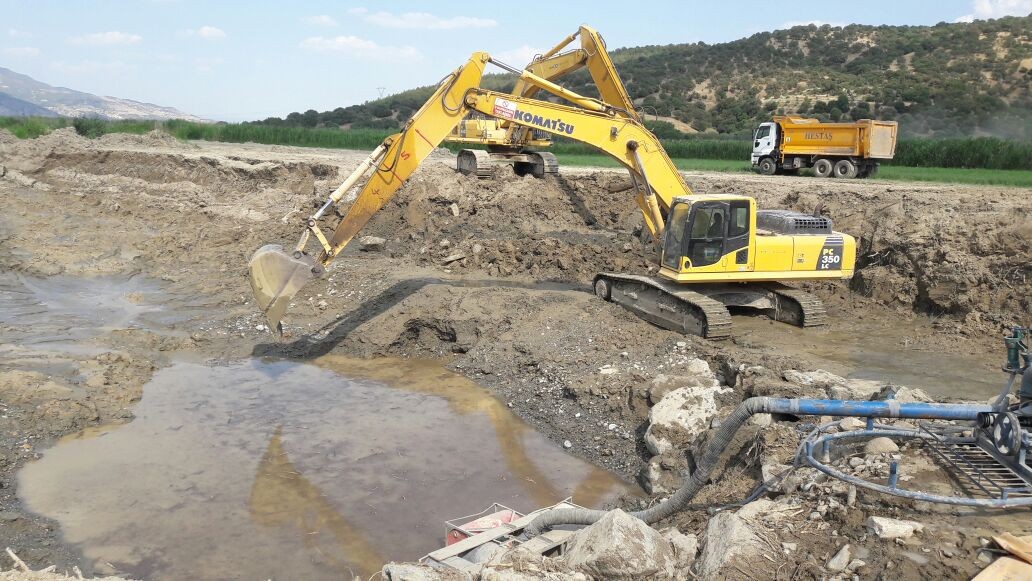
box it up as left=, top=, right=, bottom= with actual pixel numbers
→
left=249, top=50, right=685, bottom=331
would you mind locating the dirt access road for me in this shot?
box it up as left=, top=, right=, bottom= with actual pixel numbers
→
left=0, top=128, right=1029, bottom=578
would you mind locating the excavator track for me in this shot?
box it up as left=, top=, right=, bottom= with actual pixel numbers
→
left=593, top=273, right=732, bottom=340
left=593, top=275, right=828, bottom=339
left=456, top=149, right=494, bottom=179
left=759, top=282, right=828, bottom=327
left=532, top=152, right=559, bottom=176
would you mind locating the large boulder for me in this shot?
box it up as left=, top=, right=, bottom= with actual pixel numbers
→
left=644, top=384, right=723, bottom=456
left=697, top=508, right=766, bottom=578
left=827, top=378, right=886, bottom=401
left=648, top=359, right=720, bottom=404
left=782, top=369, right=847, bottom=390
left=641, top=453, right=688, bottom=495
left=875, top=385, right=932, bottom=403
left=562, top=509, right=676, bottom=579
left=663, top=527, right=699, bottom=571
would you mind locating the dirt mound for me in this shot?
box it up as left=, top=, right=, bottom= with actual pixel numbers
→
left=776, top=187, right=1030, bottom=331
left=0, top=128, right=90, bottom=173
left=352, top=162, right=652, bottom=283
left=0, top=128, right=17, bottom=145
left=41, top=150, right=341, bottom=199
left=95, top=129, right=186, bottom=149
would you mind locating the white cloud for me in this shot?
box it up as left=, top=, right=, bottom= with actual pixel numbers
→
left=3, top=46, right=40, bottom=57
left=972, top=0, right=1031, bottom=18
left=185, top=25, right=226, bottom=40
left=299, top=35, right=421, bottom=61
left=8, top=28, right=32, bottom=38
left=957, top=0, right=1031, bottom=21
left=303, top=15, right=338, bottom=27
left=69, top=31, right=143, bottom=46
left=357, top=10, right=497, bottom=30
left=781, top=20, right=845, bottom=28
left=493, top=46, right=543, bottom=67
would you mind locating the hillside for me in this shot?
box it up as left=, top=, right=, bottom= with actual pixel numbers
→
left=263, top=15, right=1032, bottom=138
left=0, top=66, right=205, bottom=121
left=0, top=92, right=58, bottom=117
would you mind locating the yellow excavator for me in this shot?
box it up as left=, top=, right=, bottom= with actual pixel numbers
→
left=445, top=26, right=639, bottom=179
left=248, top=28, right=856, bottom=339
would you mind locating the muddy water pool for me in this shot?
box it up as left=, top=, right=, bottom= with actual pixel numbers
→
left=733, top=315, right=1004, bottom=400
left=18, top=356, right=633, bottom=579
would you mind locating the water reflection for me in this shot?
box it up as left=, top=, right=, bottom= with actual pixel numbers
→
left=19, top=357, right=635, bottom=579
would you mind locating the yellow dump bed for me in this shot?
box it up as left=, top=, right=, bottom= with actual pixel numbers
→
left=775, top=116, right=898, bottom=160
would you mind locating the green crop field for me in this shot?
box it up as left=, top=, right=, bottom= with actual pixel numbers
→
left=2, top=116, right=1030, bottom=187
left=555, top=153, right=1032, bottom=187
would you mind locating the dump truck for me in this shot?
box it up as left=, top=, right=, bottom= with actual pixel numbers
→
left=751, top=116, right=898, bottom=179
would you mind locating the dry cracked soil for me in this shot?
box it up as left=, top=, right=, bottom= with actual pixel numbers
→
left=0, top=127, right=1030, bottom=579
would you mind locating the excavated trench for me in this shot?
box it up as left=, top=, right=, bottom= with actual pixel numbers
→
left=1, top=129, right=1029, bottom=577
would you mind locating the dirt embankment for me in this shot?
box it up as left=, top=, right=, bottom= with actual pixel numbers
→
left=1, top=129, right=1029, bottom=578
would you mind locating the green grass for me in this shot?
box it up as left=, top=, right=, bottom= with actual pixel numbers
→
left=872, top=165, right=1032, bottom=187
left=163, top=120, right=392, bottom=149
left=556, top=152, right=1032, bottom=187
left=556, top=154, right=753, bottom=173
left=3, top=116, right=1030, bottom=185
left=0, top=116, right=71, bottom=138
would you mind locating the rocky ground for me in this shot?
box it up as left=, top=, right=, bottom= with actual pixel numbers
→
left=0, top=128, right=1029, bottom=579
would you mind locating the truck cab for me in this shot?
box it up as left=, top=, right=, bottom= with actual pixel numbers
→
left=750, top=122, right=777, bottom=166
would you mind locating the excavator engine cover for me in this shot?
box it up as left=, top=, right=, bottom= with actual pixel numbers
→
left=248, top=244, right=323, bottom=333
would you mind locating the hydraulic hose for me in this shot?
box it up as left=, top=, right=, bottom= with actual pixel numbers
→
left=524, top=396, right=991, bottom=535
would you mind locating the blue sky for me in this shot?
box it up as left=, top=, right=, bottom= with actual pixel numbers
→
left=2, top=0, right=1029, bottom=121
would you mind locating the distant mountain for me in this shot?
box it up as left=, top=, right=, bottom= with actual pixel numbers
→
left=0, top=66, right=205, bottom=121
left=0, top=92, right=58, bottom=117
left=265, top=15, right=1031, bottom=139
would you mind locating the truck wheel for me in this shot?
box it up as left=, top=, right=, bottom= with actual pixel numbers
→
left=834, top=159, right=858, bottom=179
left=813, top=158, right=833, bottom=178
left=758, top=158, right=777, bottom=175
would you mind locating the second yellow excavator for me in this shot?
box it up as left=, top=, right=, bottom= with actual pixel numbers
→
left=248, top=28, right=856, bottom=339
left=445, top=26, right=640, bottom=179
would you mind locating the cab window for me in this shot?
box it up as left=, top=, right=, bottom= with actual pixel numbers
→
left=728, top=202, right=749, bottom=238
left=755, top=125, right=771, bottom=139
left=661, top=203, right=691, bottom=269
left=687, top=205, right=726, bottom=267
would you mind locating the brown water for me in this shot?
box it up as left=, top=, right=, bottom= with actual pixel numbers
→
left=18, top=355, right=634, bottom=580
left=733, top=315, right=1004, bottom=400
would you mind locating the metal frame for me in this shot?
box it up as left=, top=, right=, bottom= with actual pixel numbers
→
left=801, top=420, right=1032, bottom=508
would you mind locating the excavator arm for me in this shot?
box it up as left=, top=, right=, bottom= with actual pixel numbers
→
left=249, top=53, right=489, bottom=329
left=503, top=25, right=638, bottom=146
left=249, top=51, right=689, bottom=331
left=513, top=25, right=637, bottom=120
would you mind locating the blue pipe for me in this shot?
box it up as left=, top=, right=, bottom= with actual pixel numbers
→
left=764, top=398, right=992, bottom=421
left=526, top=396, right=1000, bottom=534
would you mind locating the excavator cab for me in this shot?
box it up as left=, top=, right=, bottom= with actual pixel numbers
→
left=659, top=196, right=754, bottom=276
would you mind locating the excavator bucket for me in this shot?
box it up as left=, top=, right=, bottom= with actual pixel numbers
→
left=248, top=244, right=322, bottom=333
